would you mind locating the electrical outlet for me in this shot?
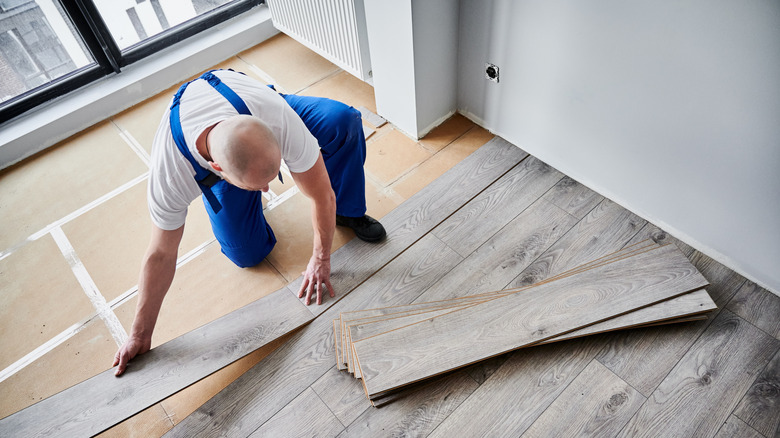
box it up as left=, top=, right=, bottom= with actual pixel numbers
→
left=485, top=63, right=499, bottom=83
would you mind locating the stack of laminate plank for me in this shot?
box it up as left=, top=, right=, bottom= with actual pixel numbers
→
left=333, top=241, right=716, bottom=405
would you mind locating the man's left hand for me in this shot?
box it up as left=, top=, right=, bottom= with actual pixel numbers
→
left=298, top=255, right=335, bottom=305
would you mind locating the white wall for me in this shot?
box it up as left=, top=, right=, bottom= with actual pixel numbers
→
left=364, top=0, right=458, bottom=139
left=364, top=1, right=418, bottom=136
left=458, top=0, right=780, bottom=294
left=411, top=0, right=459, bottom=135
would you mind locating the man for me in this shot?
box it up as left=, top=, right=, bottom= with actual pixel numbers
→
left=112, top=69, right=385, bottom=376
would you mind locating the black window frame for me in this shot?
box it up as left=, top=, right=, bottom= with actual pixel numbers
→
left=0, top=0, right=262, bottom=124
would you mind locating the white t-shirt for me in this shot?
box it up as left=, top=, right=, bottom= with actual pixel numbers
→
left=148, top=70, right=320, bottom=230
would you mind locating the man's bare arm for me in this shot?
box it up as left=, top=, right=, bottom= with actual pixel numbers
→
left=113, top=224, right=183, bottom=376
left=291, top=154, right=337, bottom=305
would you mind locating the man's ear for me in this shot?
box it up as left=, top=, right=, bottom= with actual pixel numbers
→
left=209, top=161, right=223, bottom=172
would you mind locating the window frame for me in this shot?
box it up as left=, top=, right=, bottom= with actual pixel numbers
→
left=0, top=0, right=262, bottom=124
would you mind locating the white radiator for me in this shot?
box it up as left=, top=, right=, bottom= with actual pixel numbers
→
left=267, top=0, right=372, bottom=83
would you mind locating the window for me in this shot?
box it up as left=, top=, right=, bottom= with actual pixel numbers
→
left=0, top=1, right=92, bottom=104
left=0, top=0, right=261, bottom=123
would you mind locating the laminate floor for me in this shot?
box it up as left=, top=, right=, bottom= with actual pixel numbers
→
left=2, top=32, right=779, bottom=438
left=167, top=139, right=779, bottom=437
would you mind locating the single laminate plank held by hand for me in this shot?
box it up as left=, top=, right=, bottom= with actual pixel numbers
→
left=0, top=288, right=313, bottom=437
left=354, top=244, right=708, bottom=398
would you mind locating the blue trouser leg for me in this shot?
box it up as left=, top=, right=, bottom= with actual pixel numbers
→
left=203, top=94, right=368, bottom=268
left=203, top=180, right=276, bottom=268
left=281, top=94, right=368, bottom=218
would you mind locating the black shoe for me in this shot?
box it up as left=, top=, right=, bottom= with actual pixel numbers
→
left=336, top=214, right=386, bottom=242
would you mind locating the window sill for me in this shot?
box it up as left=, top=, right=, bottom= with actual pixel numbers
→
left=0, top=4, right=276, bottom=170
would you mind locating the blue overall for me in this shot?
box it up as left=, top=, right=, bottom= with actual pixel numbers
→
left=169, top=70, right=367, bottom=268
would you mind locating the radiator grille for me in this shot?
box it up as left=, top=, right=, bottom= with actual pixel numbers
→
left=267, top=0, right=371, bottom=82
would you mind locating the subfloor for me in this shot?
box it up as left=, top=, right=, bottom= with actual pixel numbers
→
left=1, top=34, right=778, bottom=437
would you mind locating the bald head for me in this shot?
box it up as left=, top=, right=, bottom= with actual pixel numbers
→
left=208, top=115, right=281, bottom=191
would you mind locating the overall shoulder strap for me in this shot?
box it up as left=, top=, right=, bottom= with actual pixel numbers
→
left=168, top=69, right=282, bottom=214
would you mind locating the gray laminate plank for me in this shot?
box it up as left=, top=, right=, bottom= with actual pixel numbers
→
left=0, top=288, right=312, bottom=438
left=714, top=416, right=766, bottom=438
left=461, top=199, right=649, bottom=384
left=727, top=281, right=780, bottom=339
left=337, top=296, right=499, bottom=369
left=357, top=106, right=386, bottom=128
left=312, top=365, right=371, bottom=428
left=541, top=175, right=604, bottom=219
left=616, top=310, right=780, bottom=438
left=597, top=250, right=747, bottom=396
left=362, top=289, right=714, bottom=403
left=166, top=234, right=463, bottom=437
left=421, top=197, right=579, bottom=302
left=521, top=360, right=645, bottom=438
left=346, top=304, right=480, bottom=376
left=337, top=370, right=478, bottom=438
left=432, top=155, right=563, bottom=257
left=539, top=288, right=716, bottom=344
left=733, top=347, right=780, bottom=437
left=428, top=336, right=609, bottom=437
left=355, top=244, right=708, bottom=398
left=507, top=198, right=646, bottom=289
left=287, top=136, right=529, bottom=317
left=627, top=223, right=696, bottom=257
left=334, top=319, right=345, bottom=371
left=426, top=204, right=669, bottom=432
left=249, top=388, right=344, bottom=438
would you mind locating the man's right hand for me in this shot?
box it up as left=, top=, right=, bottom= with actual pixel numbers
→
left=113, top=335, right=151, bottom=376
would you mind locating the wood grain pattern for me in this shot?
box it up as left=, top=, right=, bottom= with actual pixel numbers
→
left=338, top=370, right=478, bottom=438
left=363, top=312, right=712, bottom=405
left=541, top=175, right=604, bottom=219
left=0, top=288, right=312, bottom=437
left=311, top=365, right=371, bottom=428
left=166, top=234, right=464, bottom=437
left=355, top=292, right=714, bottom=404
left=289, top=136, right=529, bottom=317
left=346, top=304, right=482, bottom=376
left=521, top=360, right=645, bottom=438
left=597, top=250, right=748, bottom=396
left=727, top=281, right=780, bottom=339
left=355, top=244, right=708, bottom=398
left=458, top=201, right=653, bottom=385
left=732, top=347, right=780, bottom=437
left=714, top=416, right=765, bottom=438
left=616, top=310, right=780, bottom=438
left=345, top=288, right=713, bottom=380
left=507, top=198, right=646, bottom=289
left=248, top=388, right=344, bottom=438
left=421, top=197, right=579, bottom=302
left=428, top=336, right=609, bottom=438
left=337, top=294, right=496, bottom=368
left=432, top=155, right=562, bottom=257
left=539, top=288, right=716, bottom=344
left=627, top=223, right=696, bottom=258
